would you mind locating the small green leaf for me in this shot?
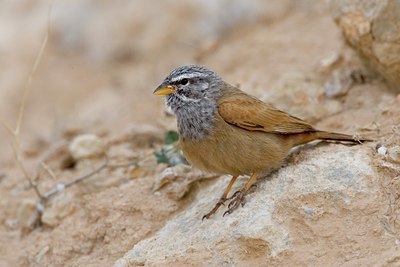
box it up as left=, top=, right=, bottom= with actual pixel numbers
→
left=154, top=151, right=169, bottom=164
left=164, top=130, right=179, bottom=145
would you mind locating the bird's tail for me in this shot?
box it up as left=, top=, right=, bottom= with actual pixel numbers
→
left=289, top=131, right=371, bottom=147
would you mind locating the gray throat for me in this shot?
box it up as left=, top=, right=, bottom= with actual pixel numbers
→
left=174, top=99, right=216, bottom=141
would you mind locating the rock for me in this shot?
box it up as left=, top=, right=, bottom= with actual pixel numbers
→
left=41, top=192, right=74, bottom=227
left=330, top=0, right=400, bottom=91
left=388, top=145, right=400, bottom=162
left=317, top=52, right=344, bottom=75
left=324, top=68, right=353, bottom=98
left=377, top=144, right=388, bottom=155
left=116, top=145, right=376, bottom=266
left=16, top=199, right=40, bottom=229
left=69, top=134, right=106, bottom=161
left=35, top=245, right=50, bottom=264
left=153, top=164, right=218, bottom=200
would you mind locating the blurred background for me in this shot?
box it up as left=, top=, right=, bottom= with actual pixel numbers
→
left=0, top=0, right=341, bottom=161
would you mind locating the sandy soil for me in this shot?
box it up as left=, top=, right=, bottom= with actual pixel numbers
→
left=0, top=1, right=399, bottom=266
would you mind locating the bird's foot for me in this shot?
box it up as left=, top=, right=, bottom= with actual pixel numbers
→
left=223, top=184, right=257, bottom=217
left=202, top=197, right=228, bottom=220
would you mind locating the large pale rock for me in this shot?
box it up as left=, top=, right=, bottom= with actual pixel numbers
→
left=115, top=145, right=377, bottom=266
left=330, top=0, right=400, bottom=91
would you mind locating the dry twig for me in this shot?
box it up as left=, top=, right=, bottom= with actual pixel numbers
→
left=0, top=2, right=53, bottom=202
left=42, top=155, right=110, bottom=200
left=40, top=154, right=146, bottom=200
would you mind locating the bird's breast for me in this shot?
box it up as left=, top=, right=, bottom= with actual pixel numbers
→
left=175, top=101, right=217, bottom=141
left=179, top=114, right=291, bottom=176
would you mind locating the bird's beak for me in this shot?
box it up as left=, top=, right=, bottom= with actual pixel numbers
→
left=153, top=85, right=176, bottom=95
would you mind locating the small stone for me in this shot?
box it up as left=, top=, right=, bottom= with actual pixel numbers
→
left=153, top=164, right=218, bottom=200
left=303, top=207, right=314, bottom=216
left=153, top=164, right=192, bottom=192
left=317, top=52, right=343, bottom=74
left=41, top=193, right=74, bottom=227
left=17, top=199, right=40, bottom=229
left=377, top=145, right=388, bottom=155
left=69, top=134, right=106, bottom=161
left=388, top=146, right=400, bottom=162
left=324, top=69, right=353, bottom=98
left=35, top=245, right=50, bottom=264
left=5, top=219, right=18, bottom=229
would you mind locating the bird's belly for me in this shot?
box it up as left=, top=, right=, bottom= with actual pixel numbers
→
left=180, top=121, right=290, bottom=176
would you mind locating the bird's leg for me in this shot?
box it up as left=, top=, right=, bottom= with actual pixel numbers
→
left=223, top=172, right=260, bottom=216
left=202, top=175, right=238, bottom=220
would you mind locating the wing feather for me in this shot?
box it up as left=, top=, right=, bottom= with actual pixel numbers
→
left=218, top=91, right=315, bottom=134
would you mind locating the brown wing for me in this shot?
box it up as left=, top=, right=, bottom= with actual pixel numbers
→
left=218, top=91, right=315, bottom=134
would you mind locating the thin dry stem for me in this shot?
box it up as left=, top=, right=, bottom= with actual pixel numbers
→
left=15, top=4, right=51, bottom=136
left=41, top=162, right=58, bottom=180
left=12, top=145, right=44, bottom=200
left=40, top=154, right=147, bottom=201
left=0, top=2, right=53, bottom=203
left=42, top=156, right=110, bottom=200
left=0, top=117, right=14, bottom=136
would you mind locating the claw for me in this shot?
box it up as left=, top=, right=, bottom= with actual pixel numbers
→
left=227, top=190, right=241, bottom=200
left=222, top=210, right=231, bottom=217
left=248, top=184, right=257, bottom=193
left=222, top=186, right=257, bottom=216
left=224, top=191, right=244, bottom=214
left=203, top=180, right=259, bottom=219
left=202, top=197, right=228, bottom=220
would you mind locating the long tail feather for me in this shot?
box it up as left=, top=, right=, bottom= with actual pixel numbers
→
left=290, top=131, right=371, bottom=147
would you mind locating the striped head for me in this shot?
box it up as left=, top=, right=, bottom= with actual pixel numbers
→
left=154, top=65, right=224, bottom=140
left=153, top=65, right=223, bottom=113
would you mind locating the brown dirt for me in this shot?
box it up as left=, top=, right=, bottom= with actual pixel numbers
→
left=0, top=1, right=399, bottom=266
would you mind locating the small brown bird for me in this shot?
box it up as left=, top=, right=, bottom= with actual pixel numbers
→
left=154, top=65, right=367, bottom=219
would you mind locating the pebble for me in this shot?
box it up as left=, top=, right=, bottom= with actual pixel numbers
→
left=377, top=145, right=388, bottom=155
left=69, top=134, right=106, bottom=161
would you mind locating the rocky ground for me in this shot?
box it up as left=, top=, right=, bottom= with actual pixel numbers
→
left=0, top=1, right=399, bottom=266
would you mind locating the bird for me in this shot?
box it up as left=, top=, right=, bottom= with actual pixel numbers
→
left=153, top=65, right=368, bottom=219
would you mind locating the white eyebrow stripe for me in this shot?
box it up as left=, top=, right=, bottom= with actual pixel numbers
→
left=176, top=93, right=201, bottom=103
left=171, top=72, right=207, bottom=82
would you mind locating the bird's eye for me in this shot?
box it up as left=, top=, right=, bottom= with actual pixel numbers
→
left=180, top=78, right=189, bottom=85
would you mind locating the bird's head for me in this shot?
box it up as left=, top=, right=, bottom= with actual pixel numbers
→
left=153, top=65, right=223, bottom=111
